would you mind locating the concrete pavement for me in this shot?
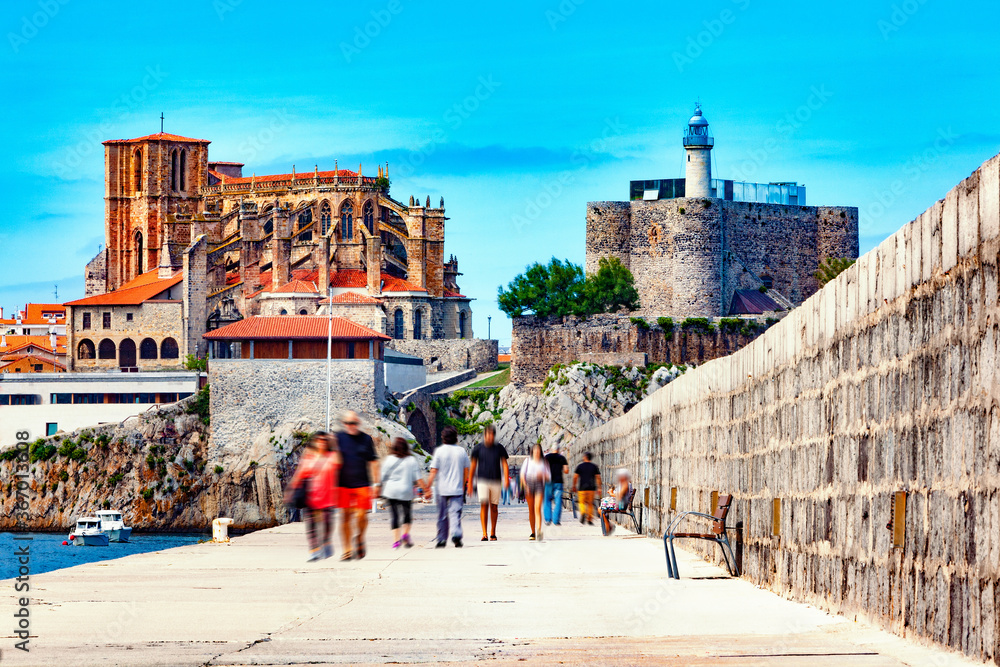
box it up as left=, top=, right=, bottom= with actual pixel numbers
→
left=1, top=503, right=983, bottom=666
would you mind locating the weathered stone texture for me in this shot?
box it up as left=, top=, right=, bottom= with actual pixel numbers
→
left=386, top=338, right=498, bottom=373
left=209, top=359, right=383, bottom=454
left=571, top=152, right=1000, bottom=663
left=511, top=313, right=773, bottom=385
left=586, top=198, right=858, bottom=317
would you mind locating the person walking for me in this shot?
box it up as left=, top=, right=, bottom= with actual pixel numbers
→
left=425, top=426, right=470, bottom=548
left=520, top=443, right=551, bottom=540
left=284, top=433, right=341, bottom=561
left=542, top=445, right=569, bottom=527
left=571, top=452, right=602, bottom=526
left=468, top=424, right=509, bottom=542
left=336, top=411, right=380, bottom=561
left=381, top=437, right=425, bottom=549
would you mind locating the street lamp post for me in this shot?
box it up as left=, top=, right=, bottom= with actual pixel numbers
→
left=488, top=316, right=491, bottom=340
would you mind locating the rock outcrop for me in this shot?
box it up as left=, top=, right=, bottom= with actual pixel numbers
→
left=1, top=389, right=413, bottom=533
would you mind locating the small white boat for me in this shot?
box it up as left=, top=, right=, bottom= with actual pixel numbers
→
left=70, top=517, right=110, bottom=547
left=96, top=510, right=132, bottom=543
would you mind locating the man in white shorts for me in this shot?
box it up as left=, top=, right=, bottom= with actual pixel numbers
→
left=468, top=425, right=509, bottom=542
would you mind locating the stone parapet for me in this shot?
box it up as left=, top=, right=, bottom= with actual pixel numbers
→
left=386, top=338, right=498, bottom=373
left=571, top=152, right=1000, bottom=663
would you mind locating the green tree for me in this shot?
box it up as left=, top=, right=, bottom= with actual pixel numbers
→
left=497, top=258, right=586, bottom=318
left=184, top=354, right=207, bottom=372
left=582, top=257, right=640, bottom=314
left=814, top=257, right=856, bottom=287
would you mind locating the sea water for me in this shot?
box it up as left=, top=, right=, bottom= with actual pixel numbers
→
left=0, top=532, right=208, bottom=580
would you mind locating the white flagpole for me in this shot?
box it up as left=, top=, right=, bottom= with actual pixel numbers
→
left=326, top=285, right=333, bottom=431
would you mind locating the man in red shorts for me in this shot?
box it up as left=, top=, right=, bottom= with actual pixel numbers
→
left=336, top=411, right=380, bottom=560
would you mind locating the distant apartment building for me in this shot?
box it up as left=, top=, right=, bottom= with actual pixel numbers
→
left=0, top=371, right=200, bottom=446
left=0, top=304, right=68, bottom=373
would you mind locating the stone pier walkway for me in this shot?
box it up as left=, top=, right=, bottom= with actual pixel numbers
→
left=1, top=504, right=982, bottom=666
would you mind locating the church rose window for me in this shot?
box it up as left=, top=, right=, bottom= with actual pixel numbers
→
left=341, top=201, right=354, bottom=242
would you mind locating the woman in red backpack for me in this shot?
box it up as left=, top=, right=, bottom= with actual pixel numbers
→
left=285, top=433, right=341, bottom=561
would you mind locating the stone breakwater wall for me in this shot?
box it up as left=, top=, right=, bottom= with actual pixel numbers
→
left=387, top=338, right=498, bottom=374
left=511, top=313, right=771, bottom=385
left=572, top=152, right=1000, bottom=663
left=209, top=359, right=383, bottom=455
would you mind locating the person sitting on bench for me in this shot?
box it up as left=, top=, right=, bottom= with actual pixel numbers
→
left=599, top=468, right=632, bottom=535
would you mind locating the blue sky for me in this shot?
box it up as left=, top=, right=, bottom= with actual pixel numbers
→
left=1, top=0, right=998, bottom=344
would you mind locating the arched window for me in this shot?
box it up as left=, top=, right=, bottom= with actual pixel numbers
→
left=297, top=207, right=313, bottom=241
left=77, top=339, right=95, bottom=360
left=320, top=201, right=331, bottom=236
left=394, top=309, right=405, bottom=339
left=133, top=149, right=142, bottom=193
left=170, top=150, right=178, bottom=191
left=134, top=231, right=144, bottom=275
left=298, top=308, right=308, bottom=315
left=413, top=308, right=422, bottom=340
left=341, top=201, right=354, bottom=242
left=362, top=200, right=375, bottom=234
left=280, top=309, right=288, bottom=315
left=179, top=149, right=187, bottom=191
left=459, top=311, right=467, bottom=339
left=140, top=338, right=158, bottom=359
left=98, top=339, right=116, bottom=360
left=161, top=337, right=179, bottom=359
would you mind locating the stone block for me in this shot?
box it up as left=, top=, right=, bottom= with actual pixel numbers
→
left=906, top=217, right=922, bottom=290
left=980, top=154, right=1000, bottom=243
left=959, top=172, right=981, bottom=259
left=942, top=187, right=960, bottom=271
left=895, top=227, right=908, bottom=298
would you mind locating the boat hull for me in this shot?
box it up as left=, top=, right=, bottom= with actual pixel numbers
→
left=72, top=533, right=110, bottom=547
left=107, top=527, right=132, bottom=543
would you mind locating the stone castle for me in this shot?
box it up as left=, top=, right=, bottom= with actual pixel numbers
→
left=587, top=106, right=859, bottom=318
left=67, top=130, right=485, bottom=372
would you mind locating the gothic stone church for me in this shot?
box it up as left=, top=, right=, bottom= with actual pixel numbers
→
left=67, top=131, right=472, bottom=371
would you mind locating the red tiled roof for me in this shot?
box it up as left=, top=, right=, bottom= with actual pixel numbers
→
left=443, top=290, right=468, bottom=298
left=0, top=354, right=66, bottom=371
left=64, top=270, right=183, bottom=306
left=329, top=270, right=367, bottom=288
left=104, top=132, right=210, bottom=145
left=322, top=292, right=382, bottom=305
left=24, top=304, right=66, bottom=321
left=0, top=336, right=66, bottom=355
left=223, top=169, right=359, bottom=185
left=203, top=316, right=389, bottom=341
left=274, top=279, right=319, bottom=294
left=381, top=275, right=426, bottom=293
left=208, top=169, right=227, bottom=183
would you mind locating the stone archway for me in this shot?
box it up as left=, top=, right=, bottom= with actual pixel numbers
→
left=406, top=409, right=432, bottom=453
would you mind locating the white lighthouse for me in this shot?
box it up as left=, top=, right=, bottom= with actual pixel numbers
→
left=683, top=104, right=714, bottom=198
